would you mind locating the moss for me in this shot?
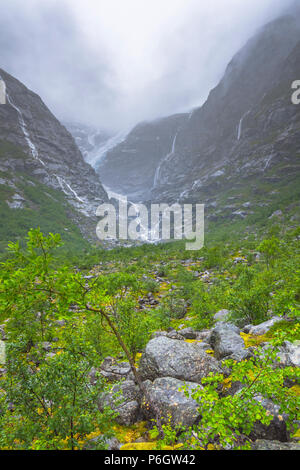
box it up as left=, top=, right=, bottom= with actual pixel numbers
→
left=120, top=442, right=183, bottom=451
left=113, top=421, right=148, bottom=444
left=240, top=332, right=270, bottom=348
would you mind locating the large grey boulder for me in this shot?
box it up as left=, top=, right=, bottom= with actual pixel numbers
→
left=260, top=340, right=300, bottom=368
left=248, top=317, right=282, bottom=336
left=208, top=323, right=250, bottom=361
left=142, top=377, right=201, bottom=428
left=98, top=379, right=142, bottom=426
left=139, top=336, right=222, bottom=384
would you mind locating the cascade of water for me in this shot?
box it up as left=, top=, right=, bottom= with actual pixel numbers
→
left=6, top=90, right=85, bottom=205
left=88, top=130, right=129, bottom=168
left=54, top=175, right=85, bottom=203
left=237, top=110, right=250, bottom=140
left=6, top=94, right=46, bottom=167
left=153, top=132, right=178, bottom=188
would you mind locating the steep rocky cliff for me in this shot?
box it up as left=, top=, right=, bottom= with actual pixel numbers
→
left=0, top=69, right=108, bottom=246
left=99, top=12, right=300, bottom=223
left=98, top=113, right=188, bottom=201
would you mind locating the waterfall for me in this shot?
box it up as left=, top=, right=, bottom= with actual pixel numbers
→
left=6, top=89, right=85, bottom=205
left=6, top=94, right=46, bottom=167
left=153, top=133, right=178, bottom=188
left=54, top=175, right=85, bottom=203
left=237, top=110, right=250, bottom=141
left=87, top=130, right=129, bottom=168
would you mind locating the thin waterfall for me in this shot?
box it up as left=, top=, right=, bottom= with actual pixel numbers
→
left=153, top=132, right=178, bottom=188
left=6, top=88, right=85, bottom=204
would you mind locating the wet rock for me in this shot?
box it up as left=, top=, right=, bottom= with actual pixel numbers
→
left=142, top=377, right=201, bottom=428
left=139, top=336, right=222, bottom=384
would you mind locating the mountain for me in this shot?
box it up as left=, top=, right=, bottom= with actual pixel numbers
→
left=0, top=69, right=108, bottom=249
left=63, top=122, right=112, bottom=166
left=99, top=12, right=300, bottom=224
left=98, top=113, right=188, bottom=201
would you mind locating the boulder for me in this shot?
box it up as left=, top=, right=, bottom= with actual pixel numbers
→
left=166, top=330, right=184, bottom=341
left=99, top=357, right=133, bottom=383
left=248, top=317, right=282, bottom=336
left=98, top=379, right=142, bottom=426
left=179, top=327, right=198, bottom=340
left=139, top=336, right=222, bottom=384
left=0, top=340, right=5, bottom=365
left=261, top=340, right=300, bottom=368
left=252, top=440, right=300, bottom=450
left=250, top=394, right=289, bottom=442
left=213, top=310, right=230, bottom=322
left=208, top=323, right=250, bottom=361
left=142, top=377, right=201, bottom=428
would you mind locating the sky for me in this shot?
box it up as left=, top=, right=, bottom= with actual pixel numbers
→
left=0, top=0, right=294, bottom=132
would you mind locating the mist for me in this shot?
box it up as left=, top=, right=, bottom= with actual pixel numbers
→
left=0, top=0, right=294, bottom=132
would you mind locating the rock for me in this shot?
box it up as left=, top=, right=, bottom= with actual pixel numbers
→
left=269, top=210, right=283, bottom=219
left=196, top=330, right=211, bottom=341
left=98, top=379, right=142, bottom=426
left=0, top=340, right=6, bottom=365
left=142, top=377, right=200, bottom=428
left=41, top=341, right=52, bottom=352
left=262, top=341, right=300, bottom=368
left=208, top=323, right=250, bottom=361
left=151, top=331, right=167, bottom=340
left=99, top=358, right=133, bottom=383
left=248, top=317, right=282, bottom=336
left=0, top=325, right=6, bottom=341
left=213, top=309, right=230, bottom=322
left=83, top=436, right=121, bottom=450
left=250, top=394, right=289, bottom=442
left=179, top=327, right=198, bottom=340
left=166, top=330, right=184, bottom=340
left=252, top=440, right=300, bottom=450
left=139, top=336, right=222, bottom=384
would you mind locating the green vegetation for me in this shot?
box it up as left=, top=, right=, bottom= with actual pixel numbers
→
left=0, top=213, right=299, bottom=449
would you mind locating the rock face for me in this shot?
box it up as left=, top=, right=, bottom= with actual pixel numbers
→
left=139, top=336, right=222, bottom=384
left=98, top=114, right=188, bottom=201
left=99, top=11, right=300, bottom=222
left=142, top=377, right=200, bottom=428
left=0, top=68, right=108, bottom=242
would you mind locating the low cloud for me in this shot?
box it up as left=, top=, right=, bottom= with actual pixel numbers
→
left=0, top=0, right=294, bottom=131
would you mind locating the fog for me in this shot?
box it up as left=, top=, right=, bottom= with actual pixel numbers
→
left=0, top=0, right=294, bottom=132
